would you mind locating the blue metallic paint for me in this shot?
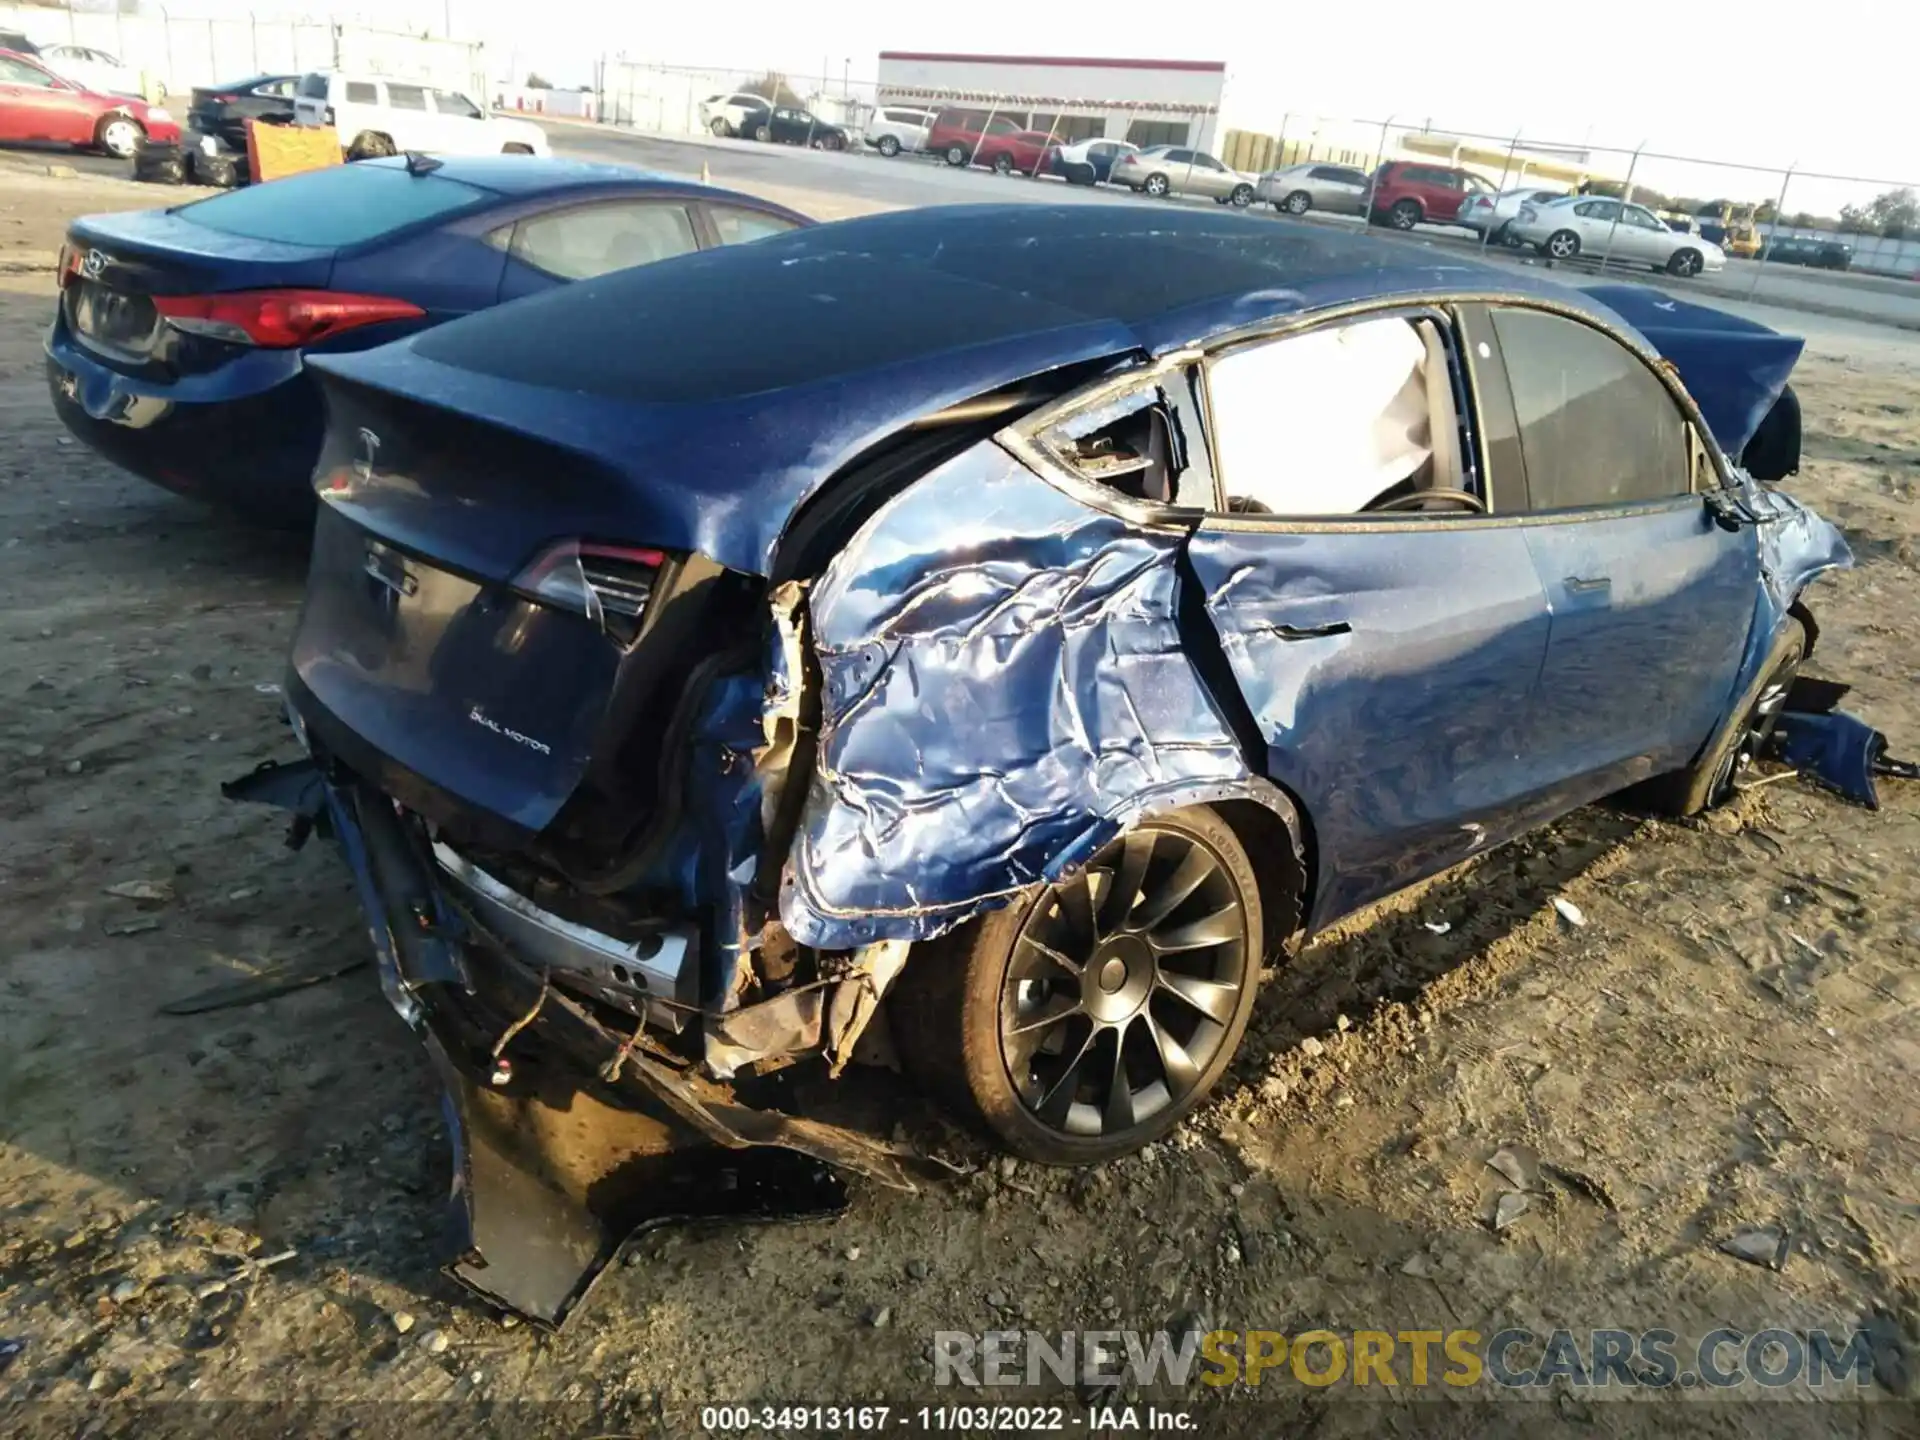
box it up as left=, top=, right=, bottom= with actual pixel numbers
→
left=1520, top=500, right=1756, bottom=792
left=779, top=445, right=1251, bottom=948
left=47, top=160, right=810, bottom=522
left=1184, top=521, right=1554, bottom=929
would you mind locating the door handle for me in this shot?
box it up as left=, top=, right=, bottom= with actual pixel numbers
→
left=1264, top=621, right=1352, bottom=641
left=1564, top=575, right=1611, bottom=594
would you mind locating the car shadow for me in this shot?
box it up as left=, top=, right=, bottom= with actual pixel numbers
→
left=1233, top=803, right=1648, bottom=1077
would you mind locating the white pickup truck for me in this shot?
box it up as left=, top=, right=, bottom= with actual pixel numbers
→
left=294, top=72, right=549, bottom=158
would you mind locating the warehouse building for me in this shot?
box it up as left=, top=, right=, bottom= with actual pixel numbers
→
left=875, top=51, right=1226, bottom=155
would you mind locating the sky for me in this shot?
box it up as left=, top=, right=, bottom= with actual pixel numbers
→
left=188, top=0, right=1920, bottom=216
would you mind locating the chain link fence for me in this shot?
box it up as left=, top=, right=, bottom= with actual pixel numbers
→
left=0, top=3, right=487, bottom=106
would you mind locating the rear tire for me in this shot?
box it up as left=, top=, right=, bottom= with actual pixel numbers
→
left=945, top=143, right=968, bottom=167
left=1143, top=172, right=1170, bottom=198
left=1281, top=190, right=1312, bottom=215
left=891, top=806, right=1262, bottom=1165
left=992, top=151, right=1013, bottom=175
left=1544, top=228, right=1581, bottom=260
left=753, top=123, right=772, bottom=143
left=877, top=134, right=900, bottom=157
left=709, top=116, right=730, bottom=137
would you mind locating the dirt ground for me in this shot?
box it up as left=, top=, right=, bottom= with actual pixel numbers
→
left=1, top=161, right=1916, bottom=1439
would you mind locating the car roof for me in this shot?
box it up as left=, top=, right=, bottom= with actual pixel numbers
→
left=346, top=154, right=765, bottom=199
left=397, top=202, right=1623, bottom=405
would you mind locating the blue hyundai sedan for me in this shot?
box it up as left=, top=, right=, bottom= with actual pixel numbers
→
left=46, top=155, right=810, bottom=524
left=232, top=205, right=1864, bottom=1325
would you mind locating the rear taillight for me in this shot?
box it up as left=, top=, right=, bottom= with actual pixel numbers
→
left=57, top=243, right=78, bottom=288
left=152, top=289, right=424, bottom=348
left=512, top=541, right=666, bottom=645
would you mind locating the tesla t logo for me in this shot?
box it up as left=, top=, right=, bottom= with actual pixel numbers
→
left=81, top=249, right=108, bottom=279
left=355, top=426, right=381, bottom=481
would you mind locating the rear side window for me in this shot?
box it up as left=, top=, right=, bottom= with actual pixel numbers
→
left=1207, top=316, right=1460, bottom=516
left=708, top=206, right=799, bottom=246
left=1489, top=308, right=1690, bottom=510
left=387, top=83, right=427, bottom=111
left=0, top=56, right=55, bottom=86
left=433, top=88, right=481, bottom=119
left=345, top=80, right=377, bottom=104
left=174, top=164, right=488, bottom=247
left=510, top=202, right=698, bottom=280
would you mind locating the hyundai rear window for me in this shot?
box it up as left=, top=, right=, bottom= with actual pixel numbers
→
left=174, top=164, right=489, bottom=248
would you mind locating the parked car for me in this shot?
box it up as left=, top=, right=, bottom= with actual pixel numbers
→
left=185, top=73, right=300, bottom=160
left=1760, top=235, right=1852, bottom=271
left=699, top=91, right=771, bottom=138
left=37, top=43, right=160, bottom=102
left=46, top=156, right=808, bottom=524
left=741, top=104, right=847, bottom=150
left=1255, top=162, right=1372, bottom=216
left=1049, top=137, right=1138, bottom=185
left=292, top=72, right=547, bottom=159
left=1456, top=185, right=1567, bottom=243
left=1366, top=160, right=1496, bottom=229
left=927, top=107, right=1022, bottom=166
left=1509, top=195, right=1726, bottom=276
left=863, top=104, right=934, bottom=157
left=1110, top=145, right=1256, bottom=205
left=972, top=127, right=1056, bottom=176
left=226, top=202, right=1851, bottom=1326
left=0, top=48, right=177, bottom=158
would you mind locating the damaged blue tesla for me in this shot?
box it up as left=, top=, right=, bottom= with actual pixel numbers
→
left=233, top=204, right=1857, bottom=1325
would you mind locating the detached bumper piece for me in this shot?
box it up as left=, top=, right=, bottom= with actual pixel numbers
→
left=229, top=757, right=912, bottom=1327
left=1768, top=678, right=1917, bottom=811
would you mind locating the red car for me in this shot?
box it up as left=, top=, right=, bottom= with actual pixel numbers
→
left=1367, top=160, right=1495, bottom=231
left=0, top=47, right=178, bottom=158
left=928, top=107, right=1023, bottom=168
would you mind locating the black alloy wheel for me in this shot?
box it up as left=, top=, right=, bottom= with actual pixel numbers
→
left=893, top=807, right=1264, bottom=1164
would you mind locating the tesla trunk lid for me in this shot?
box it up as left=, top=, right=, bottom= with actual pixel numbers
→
left=291, top=381, right=655, bottom=838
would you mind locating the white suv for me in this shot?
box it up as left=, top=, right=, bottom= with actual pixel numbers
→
left=293, top=72, right=548, bottom=159
left=699, top=91, right=773, bottom=138
left=863, top=105, right=934, bottom=157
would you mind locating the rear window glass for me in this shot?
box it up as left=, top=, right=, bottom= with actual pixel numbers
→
left=174, top=163, right=488, bottom=247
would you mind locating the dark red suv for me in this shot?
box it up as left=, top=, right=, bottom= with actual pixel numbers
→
left=928, top=108, right=1022, bottom=167
left=1367, top=161, right=1495, bottom=230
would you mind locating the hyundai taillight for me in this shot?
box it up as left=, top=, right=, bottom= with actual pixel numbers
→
left=512, top=541, right=666, bottom=645
left=151, top=290, right=424, bottom=348
left=56, top=243, right=78, bottom=288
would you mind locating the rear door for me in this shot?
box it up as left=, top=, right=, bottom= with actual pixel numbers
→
left=1179, top=309, right=1555, bottom=928
left=1473, top=304, right=1757, bottom=793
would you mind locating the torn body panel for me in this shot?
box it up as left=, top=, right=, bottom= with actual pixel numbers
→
left=1720, top=477, right=1855, bottom=718
left=779, top=443, right=1257, bottom=948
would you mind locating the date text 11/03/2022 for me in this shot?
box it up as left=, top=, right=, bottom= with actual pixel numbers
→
left=700, top=1406, right=1196, bottom=1432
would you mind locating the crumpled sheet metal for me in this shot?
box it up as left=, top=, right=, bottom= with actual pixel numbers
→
left=778, top=444, right=1250, bottom=948
left=1724, top=478, right=1855, bottom=702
